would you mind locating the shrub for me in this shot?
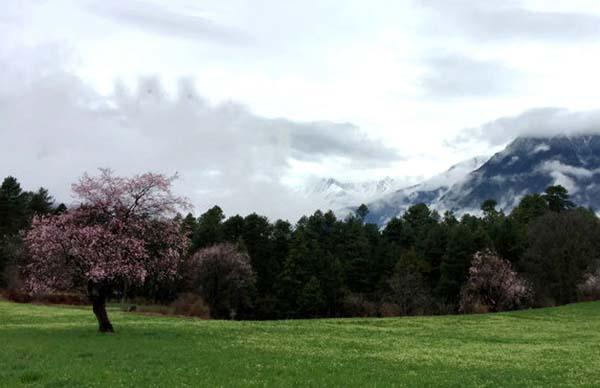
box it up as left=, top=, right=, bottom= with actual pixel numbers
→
left=134, top=304, right=174, bottom=315
left=37, top=293, right=88, bottom=305
left=578, top=265, right=600, bottom=301
left=5, top=291, right=88, bottom=305
left=378, top=302, right=401, bottom=317
left=341, top=293, right=377, bottom=317
left=6, top=289, right=32, bottom=303
left=459, top=250, right=532, bottom=313
left=170, top=293, right=210, bottom=318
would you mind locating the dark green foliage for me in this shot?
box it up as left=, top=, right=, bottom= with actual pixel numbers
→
left=192, top=206, right=225, bottom=250
left=0, top=177, right=30, bottom=238
left=385, top=250, right=432, bottom=315
left=0, top=177, right=56, bottom=288
left=523, top=209, right=600, bottom=305
left=480, top=199, right=499, bottom=218
left=542, top=185, right=575, bottom=212
left=27, top=188, right=54, bottom=216
left=222, top=214, right=245, bottom=242
left=297, top=276, right=326, bottom=317
left=356, top=203, right=369, bottom=222
left=510, top=193, right=548, bottom=224
left=437, top=223, right=482, bottom=305
left=180, top=212, right=197, bottom=236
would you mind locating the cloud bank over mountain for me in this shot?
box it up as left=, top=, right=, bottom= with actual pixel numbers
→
left=451, top=108, right=600, bottom=147
left=0, top=44, right=400, bottom=220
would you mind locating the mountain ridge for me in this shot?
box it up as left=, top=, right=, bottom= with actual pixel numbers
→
left=365, top=134, right=600, bottom=225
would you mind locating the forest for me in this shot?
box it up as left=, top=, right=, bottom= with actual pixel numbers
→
left=1, top=172, right=599, bottom=322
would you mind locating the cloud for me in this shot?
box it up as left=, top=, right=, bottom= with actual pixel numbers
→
left=87, top=0, right=250, bottom=45
left=420, top=53, right=519, bottom=98
left=538, top=160, right=597, bottom=179
left=286, top=121, right=402, bottom=163
left=418, top=0, right=600, bottom=41
left=453, top=108, right=600, bottom=146
left=0, top=44, right=400, bottom=221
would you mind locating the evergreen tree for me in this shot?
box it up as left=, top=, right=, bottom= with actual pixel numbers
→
left=223, top=215, right=245, bottom=243
left=192, top=206, right=225, bottom=249
left=437, top=223, right=481, bottom=306
left=542, top=185, right=575, bottom=212
left=0, top=177, right=29, bottom=237
left=298, top=276, right=326, bottom=318
left=356, top=204, right=369, bottom=222
left=28, top=187, right=54, bottom=216
left=523, top=209, right=600, bottom=305
left=510, top=194, right=548, bottom=225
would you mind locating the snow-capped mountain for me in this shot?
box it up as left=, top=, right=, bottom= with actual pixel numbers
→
left=364, top=134, right=600, bottom=225
left=301, top=176, right=402, bottom=213
left=437, top=134, right=600, bottom=213
left=363, top=155, right=489, bottom=225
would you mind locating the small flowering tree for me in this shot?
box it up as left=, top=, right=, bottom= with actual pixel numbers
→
left=578, top=263, right=600, bottom=301
left=459, top=250, right=532, bottom=313
left=23, top=169, right=190, bottom=332
left=189, top=243, right=255, bottom=319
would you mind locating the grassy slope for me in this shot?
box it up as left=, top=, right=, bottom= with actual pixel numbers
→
left=1, top=301, right=600, bottom=387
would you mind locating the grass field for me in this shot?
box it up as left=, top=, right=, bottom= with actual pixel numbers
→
left=1, top=300, right=600, bottom=387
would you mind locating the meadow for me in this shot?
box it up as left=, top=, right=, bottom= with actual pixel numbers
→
left=1, top=300, right=600, bottom=387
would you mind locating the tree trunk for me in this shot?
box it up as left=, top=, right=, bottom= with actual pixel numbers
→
left=88, top=283, right=114, bottom=333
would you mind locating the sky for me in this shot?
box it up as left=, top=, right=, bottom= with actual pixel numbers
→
left=3, top=0, right=600, bottom=220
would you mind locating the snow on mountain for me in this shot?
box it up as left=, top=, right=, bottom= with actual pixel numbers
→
left=363, top=155, right=489, bottom=225
left=437, top=134, right=600, bottom=213
left=363, top=134, right=600, bottom=226
left=301, top=176, right=402, bottom=213
left=300, top=134, right=600, bottom=227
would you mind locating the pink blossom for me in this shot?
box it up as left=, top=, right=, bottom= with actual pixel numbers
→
left=23, top=170, right=190, bottom=295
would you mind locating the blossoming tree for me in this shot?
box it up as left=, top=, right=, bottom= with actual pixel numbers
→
left=459, top=250, right=532, bottom=313
left=23, top=169, right=190, bottom=332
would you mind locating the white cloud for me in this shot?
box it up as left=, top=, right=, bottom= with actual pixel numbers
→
left=455, top=108, right=600, bottom=146
left=538, top=160, right=598, bottom=178
left=549, top=171, right=578, bottom=193
left=0, top=45, right=399, bottom=221
left=420, top=53, right=520, bottom=98
left=418, top=0, right=600, bottom=42
left=536, top=160, right=600, bottom=194
left=87, top=0, right=250, bottom=45
left=5, top=0, right=600, bottom=218
left=533, top=143, right=551, bottom=153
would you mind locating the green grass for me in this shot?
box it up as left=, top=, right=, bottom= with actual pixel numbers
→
left=1, top=300, right=600, bottom=387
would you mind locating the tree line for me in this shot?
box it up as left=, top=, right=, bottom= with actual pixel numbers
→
left=2, top=173, right=600, bottom=325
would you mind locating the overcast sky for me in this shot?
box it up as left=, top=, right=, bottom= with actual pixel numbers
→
left=3, top=0, right=600, bottom=220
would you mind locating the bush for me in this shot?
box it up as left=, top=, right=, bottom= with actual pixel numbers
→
left=5, top=289, right=32, bottom=303
left=578, top=266, right=600, bottom=301
left=4, top=291, right=87, bottom=305
left=378, top=302, right=401, bottom=317
left=123, top=294, right=210, bottom=318
left=459, top=250, right=532, bottom=313
left=170, top=293, right=210, bottom=318
left=134, top=304, right=174, bottom=315
left=37, top=293, right=88, bottom=305
left=341, top=293, right=377, bottom=317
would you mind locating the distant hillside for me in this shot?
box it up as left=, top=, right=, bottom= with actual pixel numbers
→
left=363, top=155, right=489, bottom=225
left=364, top=134, right=600, bottom=225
